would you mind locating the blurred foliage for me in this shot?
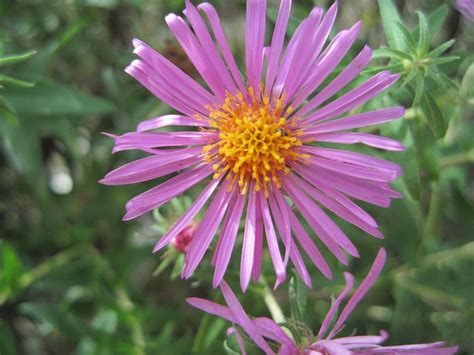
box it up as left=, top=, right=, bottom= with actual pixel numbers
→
left=0, top=0, right=473, bottom=354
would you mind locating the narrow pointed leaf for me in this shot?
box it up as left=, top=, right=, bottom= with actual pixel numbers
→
left=427, top=39, right=455, bottom=59
left=416, top=11, right=430, bottom=55
left=420, top=91, right=446, bottom=138
left=0, top=50, right=37, bottom=66
left=377, top=0, right=405, bottom=50
left=289, top=274, right=307, bottom=323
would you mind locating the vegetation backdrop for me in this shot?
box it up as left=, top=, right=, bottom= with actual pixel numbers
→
left=1, top=0, right=473, bottom=354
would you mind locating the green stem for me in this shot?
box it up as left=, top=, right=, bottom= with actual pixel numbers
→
left=440, top=149, right=474, bottom=169
left=417, top=184, right=441, bottom=257
left=116, top=286, right=145, bottom=355
left=18, top=246, right=87, bottom=289
left=261, top=281, right=285, bottom=323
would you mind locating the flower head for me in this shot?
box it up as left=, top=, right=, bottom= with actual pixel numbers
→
left=102, top=0, right=405, bottom=290
left=187, top=249, right=458, bottom=355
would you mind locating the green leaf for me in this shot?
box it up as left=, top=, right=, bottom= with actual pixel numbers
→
left=401, top=67, right=417, bottom=88
left=0, top=241, right=24, bottom=305
left=1, top=121, right=48, bottom=196
left=413, top=71, right=425, bottom=106
left=420, top=91, right=446, bottom=138
left=193, top=314, right=227, bottom=353
left=461, top=63, right=474, bottom=97
left=377, top=0, right=405, bottom=50
left=4, top=79, right=116, bottom=116
left=426, top=68, right=459, bottom=91
left=223, top=338, right=241, bottom=355
left=373, top=47, right=413, bottom=61
left=429, top=56, right=460, bottom=66
left=0, top=50, right=37, bottom=66
left=392, top=243, right=474, bottom=349
left=0, top=74, right=36, bottom=88
left=416, top=11, right=430, bottom=55
left=408, top=117, right=440, bottom=181
left=422, top=4, right=449, bottom=39
left=427, top=39, right=455, bottom=59
left=402, top=145, right=421, bottom=201
left=289, top=274, right=307, bottom=323
left=362, top=64, right=404, bottom=75
left=0, top=96, right=18, bottom=125
left=396, top=22, right=418, bottom=54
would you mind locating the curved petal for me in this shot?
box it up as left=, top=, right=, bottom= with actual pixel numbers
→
left=309, top=132, right=406, bottom=151
left=125, top=60, right=198, bottom=116
left=302, top=146, right=402, bottom=178
left=184, top=0, right=238, bottom=94
left=287, top=209, right=333, bottom=279
left=291, top=27, right=366, bottom=109
left=123, top=164, right=213, bottom=220
left=302, top=72, right=400, bottom=124
left=295, top=165, right=400, bottom=207
left=269, top=193, right=312, bottom=288
left=273, top=7, right=323, bottom=99
left=335, top=330, right=389, bottom=346
left=290, top=171, right=383, bottom=238
left=286, top=175, right=360, bottom=257
left=227, top=327, right=247, bottom=355
left=265, top=0, right=292, bottom=95
left=213, top=193, right=246, bottom=287
left=137, top=115, right=210, bottom=132
left=197, top=3, right=246, bottom=94
left=304, top=107, right=405, bottom=135
left=259, top=191, right=286, bottom=288
left=221, top=281, right=274, bottom=355
left=283, top=178, right=350, bottom=264
left=132, top=39, right=216, bottom=108
left=312, top=339, right=351, bottom=355
left=328, top=248, right=387, bottom=338
left=281, top=6, right=324, bottom=101
left=153, top=177, right=221, bottom=253
left=101, top=146, right=203, bottom=185
left=166, top=13, right=227, bottom=99
left=253, top=317, right=297, bottom=349
left=318, top=273, right=354, bottom=339
left=112, top=131, right=214, bottom=153
left=183, top=180, right=235, bottom=278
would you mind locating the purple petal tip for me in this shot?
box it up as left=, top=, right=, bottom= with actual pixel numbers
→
left=132, top=38, right=145, bottom=48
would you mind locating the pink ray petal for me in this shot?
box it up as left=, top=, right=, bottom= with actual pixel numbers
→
left=153, top=177, right=221, bottom=253
left=241, top=187, right=257, bottom=292
left=245, top=0, right=267, bottom=93
left=328, top=248, right=387, bottom=338
left=259, top=191, right=286, bottom=288
left=197, top=3, right=246, bottom=94
left=137, top=115, right=209, bottom=132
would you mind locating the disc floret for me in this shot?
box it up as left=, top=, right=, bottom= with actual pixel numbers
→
left=202, top=88, right=305, bottom=196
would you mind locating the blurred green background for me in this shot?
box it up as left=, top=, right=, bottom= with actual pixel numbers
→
left=0, top=0, right=473, bottom=354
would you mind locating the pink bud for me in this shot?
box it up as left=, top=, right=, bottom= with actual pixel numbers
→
left=170, top=222, right=199, bottom=253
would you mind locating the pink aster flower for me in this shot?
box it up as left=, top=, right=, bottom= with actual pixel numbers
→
left=187, top=249, right=458, bottom=355
left=101, top=0, right=406, bottom=290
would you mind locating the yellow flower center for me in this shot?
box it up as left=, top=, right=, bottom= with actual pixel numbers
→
left=201, top=88, right=305, bottom=196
